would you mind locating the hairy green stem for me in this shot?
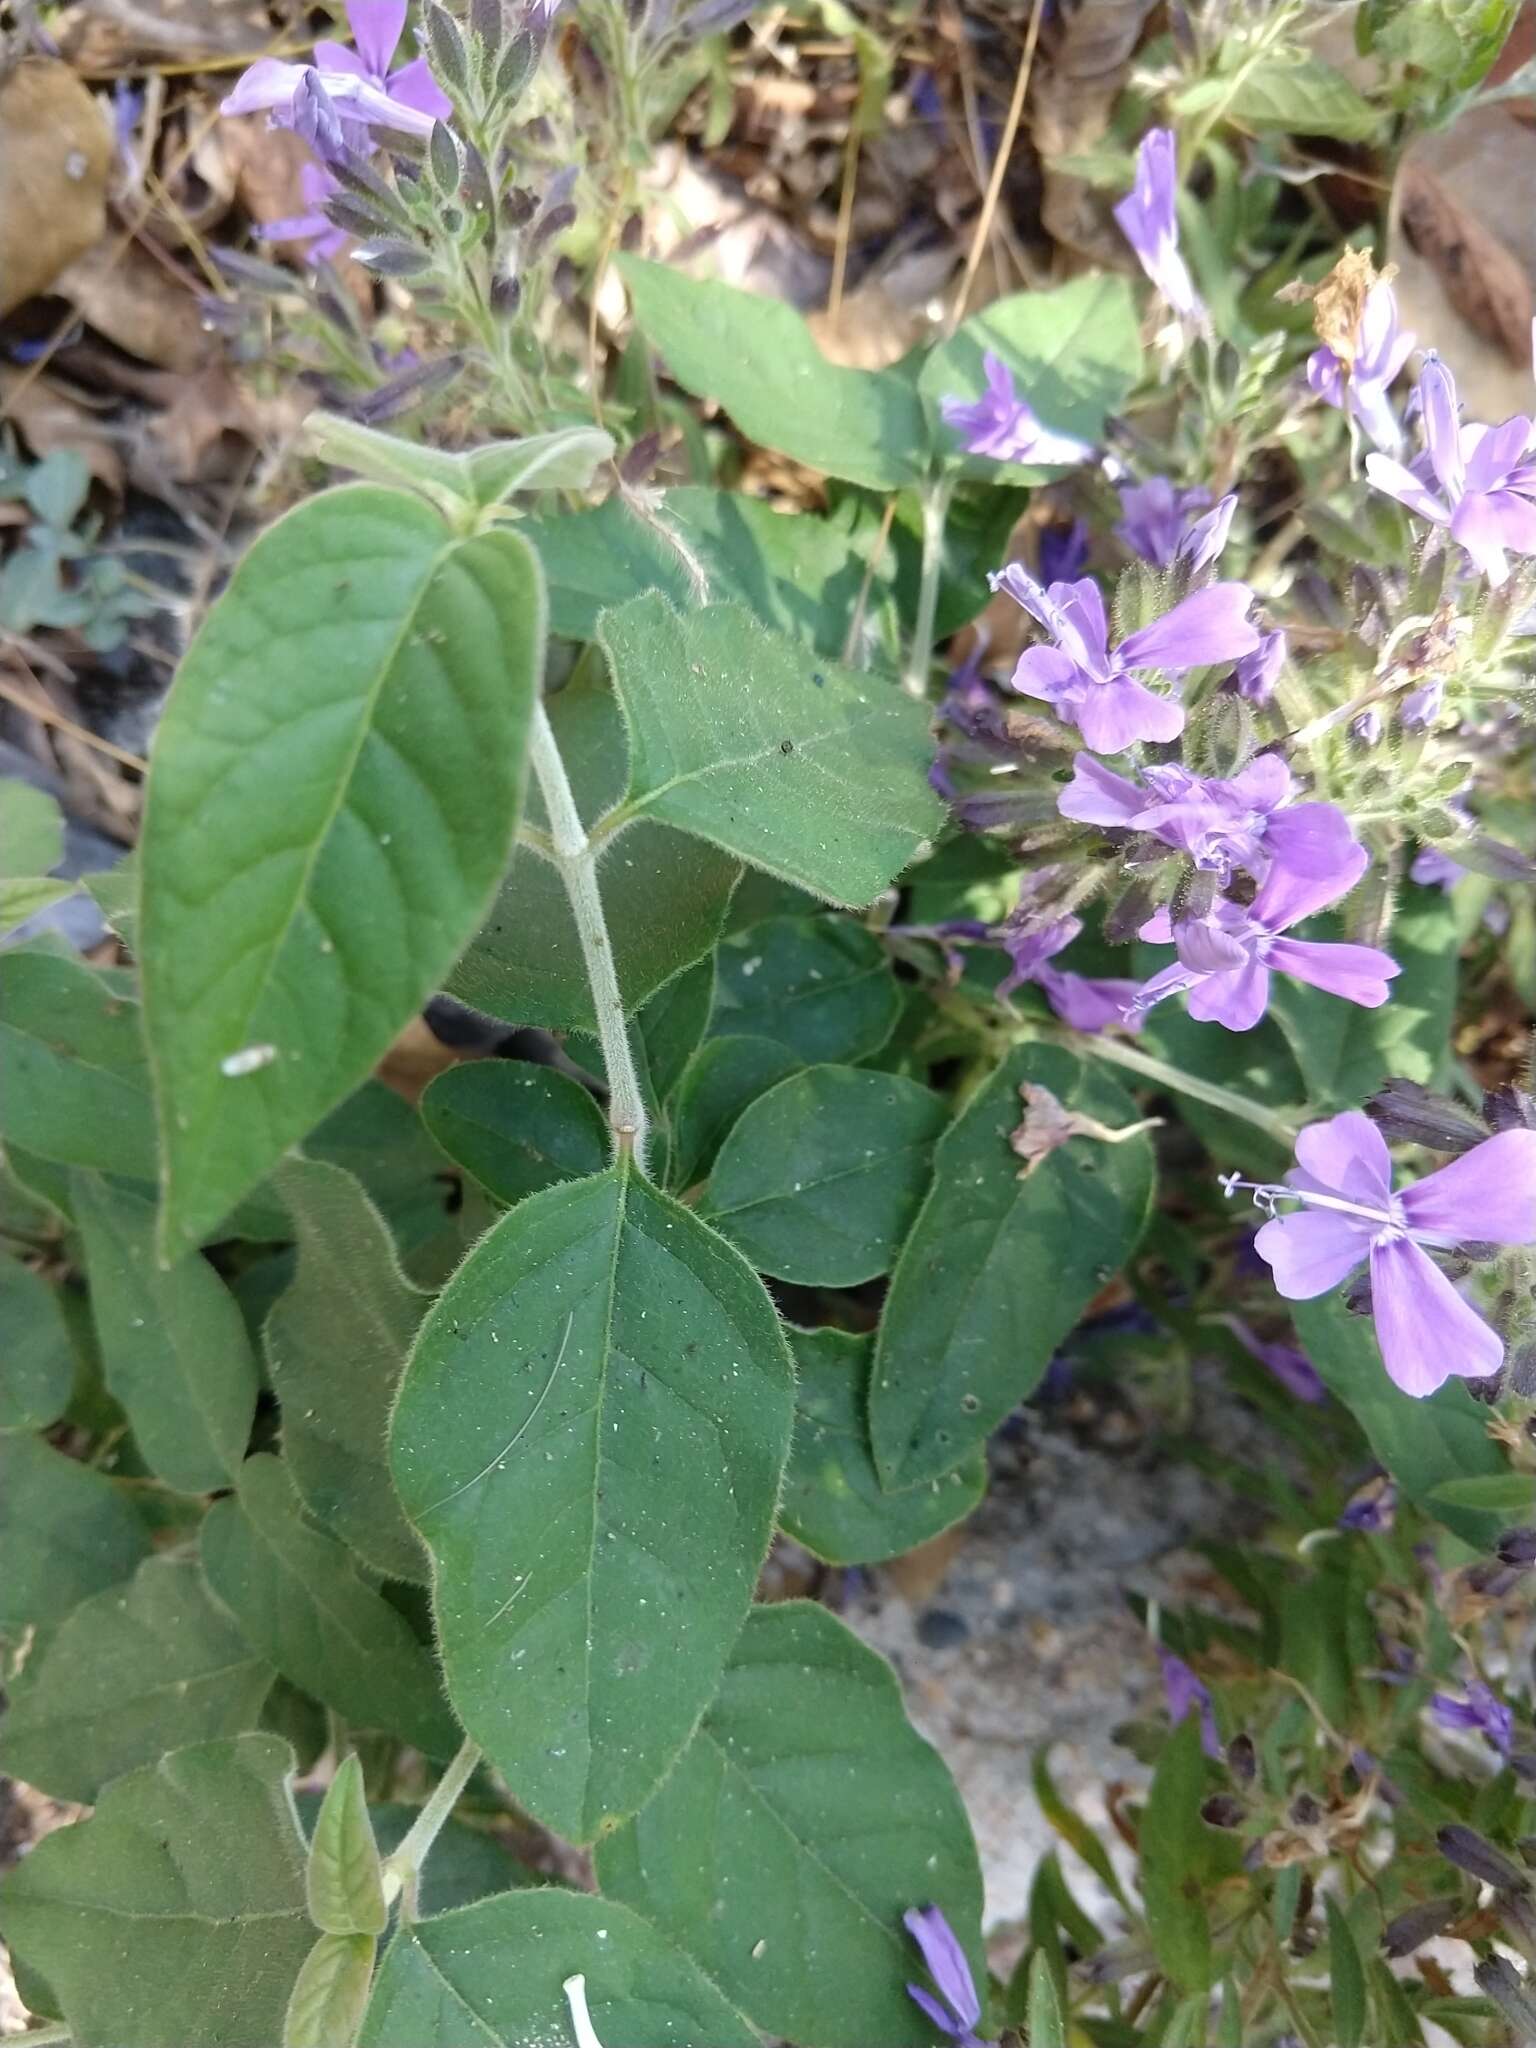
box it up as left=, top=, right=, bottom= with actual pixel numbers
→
left=380, top=1737, right=482, bottom=1918
left=1055, top=1029, right=1302, bottom=1148
left=901, top=476, right=954, bottom=699
left=527, top=699, right=650, bottom=1170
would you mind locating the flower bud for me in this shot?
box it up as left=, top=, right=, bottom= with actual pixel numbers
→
left=424, top=5, right=471, bottom=90
left=1437, top=1823, right=1528, bottom=1892
left=1381, top=1897, right=1459, bottom=1956
left=1364, top=1078, right=1485, bottom=1154
left=1497, top=1526, right=1536, bottom=1567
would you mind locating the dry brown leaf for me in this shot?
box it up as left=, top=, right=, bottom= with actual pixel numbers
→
left=1030, top=0, right=1157, bottom=264
left=1398, top=154, right=1533, bottom=368
left=0, top=61, right=113, bottom=318
left=375, top=1015, right=475, bottom=1103
left=54, top=0, right=277, bottom=71
left=1309, top=247, right=1395, bottom=366
left=0, top=371, right=124, bottom=495
left=53, top=235, right=213, bottom=374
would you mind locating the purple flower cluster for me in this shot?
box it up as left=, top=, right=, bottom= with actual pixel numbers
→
left=1117, top=478, right=1234, bottom=573
left=1431, top=1681, right=1514, bottom=1758
left=1231, top=1111, right=1536, bottom=1396
left=941, top=353, right=1092, bottom=468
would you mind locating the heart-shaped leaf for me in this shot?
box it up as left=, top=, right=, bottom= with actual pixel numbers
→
left=419, top=1061, right=610, bottom=1208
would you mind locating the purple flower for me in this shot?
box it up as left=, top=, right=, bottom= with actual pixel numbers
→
left=1130, top=851, right=1396, bottom=1031
left=1224, top=1317, right=1327, bottom=1402
left=991, top=565, right=1259, bottom=753
left=1238, top=1111, right=1536, bottom=1396
left=1411, top=845, right=1467, bottom=889
left=1039, top=518, right=1091, bottom=585
left=996, top=913, right=1141, bottom=1035
left=1157, top=1646, right=1222, bottom=1759
left=263, top=160, right=349, bottom=262
left=1339, top=1476, right=1396, bottom=1532
left=1366, top=355, right=1536, bottom=586
left=1307, top=281, right=1415, bottom=453
left=1113, top=128, right=1202, bottom=321
left=1116, top=478, right=1211, bottom=568
left=903, top=1907, right=984, bottom=2047
left=1432, top=1681, right=1514, bottom=1757
left=221, top=0, right=450, bottom=147
left=1234, top=629, right=1285, bottom=703
left=941, top=353, right=1092, bottom=467
left=1058, top=752, right=1361, bottom=892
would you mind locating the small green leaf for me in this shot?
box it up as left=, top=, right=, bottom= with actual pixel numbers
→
left=1326, top=1894, right=1368, bottom=2048
left=1031, top=1747, right=1133, bottom=1915
left=0, top=877, right=72, bottom=933
left=1141, top=1718, right=1212, bottom=1995
left=1428, top=1473, right=1536, bottom=1511
left=780, top=1326, right=984, bottom=1565
left=391, top=1163, right=794, bottom=1842
left=358, top=1890, right=756, bottom=2048
left=307, top=1756, right=387, bottom=1937
left=201, top=1455, right=460, bottom=1758
left=921, top=277, right=1141, bottom=477
left=419, top=1061, right=609, bottom=1207
left=296, top=1797, right=534, bottom=1915
left=703, top=1067, right=945, bottom=1285
left=1177, top=51, right=1381, bottom=140
left=710, top=916, right=902, bottom=1064
left=265, top=1157, right=429, bottom=1580
left=619, top=255, right=924, bottom=489
left=870, top=1044, right=1154, bottom=1488
left=1292, top=1292, right=1508, bottom=1546
left=285, top=1932, right=376, bottom=2048
left=634, top=955, right=714, bottom=1108
left=0, top=1557, right=273, bottom=1803
left=82, top=858, right=138, bottom=949
left=0, top=1733, right=312, bottom=2048
left=668, top=1034, right=804, bottom=1191
left=308, top=411, right=613, bottom=511
left=0, top=1252, right=74, bottom=1431
left=599, top=596, right=942, bottom=905
left=141, top=485, right=542, bottom=1255
left=0, top=948, right=157, bottom=1180
left=0, top=1434, right=149, bottom=1650
left=73, top=1171, right=259, bottom=1493
left=0, top=780, right=64, bottom=878
left=597, top=1600, right=984, bottom=2048
left=1026, top=1951, right=1068, bottom=2048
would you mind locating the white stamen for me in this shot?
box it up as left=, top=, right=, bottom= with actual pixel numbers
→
left=563, top=1975, right=606, bottom=2048
left=1218, top=1171, right=1401, bottom=1231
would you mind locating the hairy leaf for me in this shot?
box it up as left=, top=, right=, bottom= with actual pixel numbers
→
left=285, top=1932, right=376, bottom=2048
left=710, top=916, right=902, bottom=1064
left=0, top=1251, right=74, bottom=1431
left=419, top=1061, right=609, bottom=1207
left=0, top=1434, right=149, bottom=1649
left=306, top=1756, right=386, bottom=1937
left=667, top=1034, right=804, bottom=1191
left=0, top=948, right=157, bottom=1180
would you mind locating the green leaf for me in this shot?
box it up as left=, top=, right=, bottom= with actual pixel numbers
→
left=307, top=1756, right=387, bottom=1937
left=285, top=1932, right=376, bottom=2048
left=1291, top=1292, right=1508, bottom=1547
left=82, top=857, right=138, bottom=949
left=702, top=1065, right=945, bottom=1284
left=265, top=1156, right=429, bottom=1581
left=307, top=411, right=613, bottom=512
left=1363, top=0, right=1517, bottom=90
left=1026, top=1951, right=1068, bottom=2048
left=391, top=1163, right=794, bottom=1842
left=667, top=1034, right=803, bottom=1190
left=1031, top=1747, right=1133, bottom=1914
left=597, top=1600, right=984, bottom=2048
left=0, top=1252, right=74, bottom=1430
left=599, top=596, right=942, bottom=905
left=1326, top=1894, right=1368, bottom=2048
left=1177, top=51, right=1381, bottom=141
left=201, top=1454, right=460, bottom=1757
left=921, top=277, right=1141, bottom=477
left=1428, top=1472, right=1536, bottom=1511
left=0, top=876, right=72, bottom=933
left=0, top=1557, right=273, bottom=1803
left=140, top=485, right=542, bottom=1255
left=419, top=1061, right=609, bottom=1207
left=296, top=1798, right=534, bottom=1915
left=1268, top=884, right=1457, bottom=1110
left=0, top=948, right=157, bottom=1180
left=1141, top=1718, right=1212, bottom=1995
left=870, top=1044, right=1154, bottom=1487
left=710, top=916, right=902, bottom=1064
left=0, top=1733, right=312, bottom=2048
left=0, top=1434, right=149, bottom=1649
left=0, top=779, right=64, bottom=877
left=634, top=955, right=713, bottom=1108
left=450, top=654, right=739, bottom=1031
left=619, top=255, right=924, bottom=489
left=780, top=1325, right=984, bottom=1564
left=359, top=1889, right=757, bottom=2048
left=73, top=1171, right=259, bottom=1493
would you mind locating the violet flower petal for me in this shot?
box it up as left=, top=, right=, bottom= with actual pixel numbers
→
left=903, top=1908, right=981, bottom=2033
left=1186, top=959, right=1270, bottom=1030
left=1117, top=582, right=1259, bottom=674
left=1369, top=1236, right=1502, bottom=1395
left=1397, top=1129, right=1536, bottom=1244
left=1036, top=966, right=1140, bottom=1034
left=1056, top=753, right=1144, bottom=827
left=1291, top=1110, right=1393, bottom=1207
left=386, top=55, right=454, bottom=119
left=1255, top=1208, right=1373, bottom=1298
left=1263, top=937, right=1398, bottom=1010
left=347, top=0, right=407, bottom=78
left=1261, top=801, right=1361, bottom=884
left=1249, top=839, right=1367, bottom=931
left=1420, top=356, right=1466, bottom=498
left=1075, top=673, right=1184, bottom=752
left=1364, top=452, right=1449, bottom=526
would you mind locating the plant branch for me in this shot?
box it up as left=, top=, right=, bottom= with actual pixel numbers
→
left=1048, top=1028, right=1303, bottom=1149
left=527, top=699, right=650, bottom=1171
left=901, top=475, right=954, bottom=699
left=379, top=1737, right=482, bottom=1918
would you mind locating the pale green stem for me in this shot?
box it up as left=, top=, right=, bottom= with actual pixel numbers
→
left=901, top=475, right=954, bottom=699
left=1052, top=1029, right=1302, bottom=1149
left=14, top=2027, right=73, bottom=2046
left=527, top=700, right=650, bottom=1171
left=379, top=1737, right=482, bottom=1917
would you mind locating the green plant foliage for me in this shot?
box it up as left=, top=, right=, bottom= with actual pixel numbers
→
left=264, top=1157, right=428, bottom=1581
left=598, top=1601, right=984, bottom=2047
left=0, top=1557, right=273, bottom=1802
left=419, top=1061, right=610, bottom=1206
left=1140, top=1718, right=1214, bottom=1995
left=200, top=1454, right=460, bottom=1757
left=72, top=1170, right=259, bottom=1493
left=0, top=1433, right=149, bottom=1649
left=284, top=1931, right=376, bottom=2048
left=306, top=1756, right=387, bottom=1937
left=702, top=1065, right=947, bottom=1284
left=360, top=1889, right=757, bottom=2046
left=390, top=1163, right=794, bottom=1842
left=667, top=1034, right=804, bottom=1190
left=599, top=595, right=943, bottom=906
left=870, top=1043, right=1154, bottom=1487
left=0, top=1734, right=313, bottom=2048
left=139, top=485, right=542, bottom=1254
left=709, top=916, right=902, bottom=1063
left=0, top=1252, right=74, bottom=1431
left=0, top=947, right=157, bottom=1180
left=780, top=1326, right=985, bottom=1564
left=619, top=255, right=925, bottom=489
